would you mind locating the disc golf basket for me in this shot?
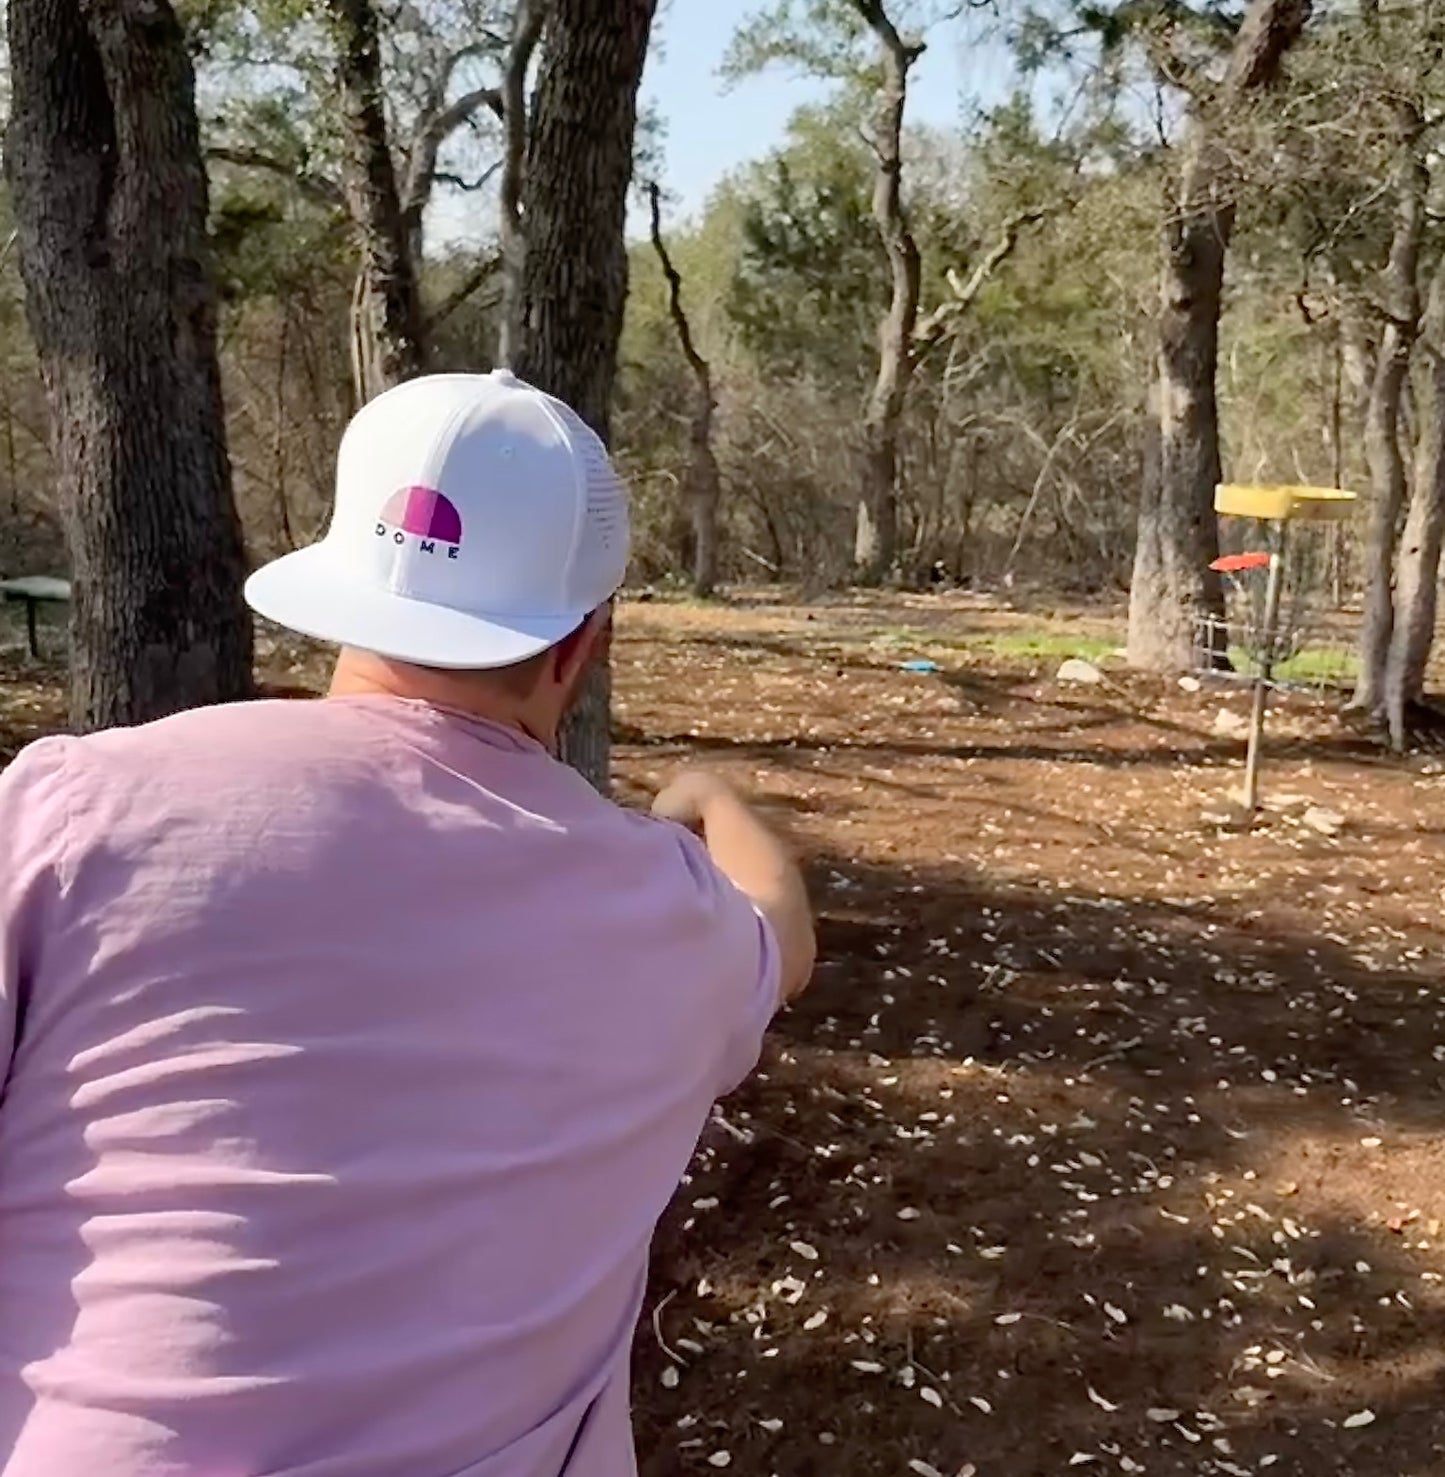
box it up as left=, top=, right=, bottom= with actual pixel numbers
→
left=1210, top=484, right=1357, bottom=811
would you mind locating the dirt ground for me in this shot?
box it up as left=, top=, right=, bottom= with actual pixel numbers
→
left=5, top=591, right=1445, bottom=1475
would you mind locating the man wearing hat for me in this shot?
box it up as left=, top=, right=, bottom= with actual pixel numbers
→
left=0, top=372, right=815, bottom=1476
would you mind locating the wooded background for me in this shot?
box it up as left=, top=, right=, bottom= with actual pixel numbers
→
left=3, top=0, right=1443, bottom=772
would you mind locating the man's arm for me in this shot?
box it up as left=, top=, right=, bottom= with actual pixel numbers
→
left=652, top=770, right=816, bottom=1002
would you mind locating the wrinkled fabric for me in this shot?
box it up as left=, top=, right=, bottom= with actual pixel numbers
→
left=0, top=696, right=778, bottom=1477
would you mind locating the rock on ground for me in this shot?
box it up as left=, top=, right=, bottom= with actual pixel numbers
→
left=1057, top=659, right=1104, bottom=686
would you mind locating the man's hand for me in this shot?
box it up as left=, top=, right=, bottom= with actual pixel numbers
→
left=651, top=768, right=735, bottom=832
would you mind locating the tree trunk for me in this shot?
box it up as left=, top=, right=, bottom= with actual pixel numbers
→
left=511, top=0, right=658, bottom=791
left=1128, top=146, right=1229, bottom=670
left=325, top=0, right=425, bottom=404
left=1127, top=0, right=1311, bottom=671
left=1339, top=301, right=1376, bottom=424
left=497, top=0, right=545, bottom=369
left=1326, top=282, right=1374, bottom=606
left=690, top=421, right=723, bottom=598
left=856, top=435, right=901, bottom=580
left=6, top=0, right=253, bottom=731
left=853, top=0, right=922, bottom=585
left=1355, top=101, right=1427, bottom=714
left=648, top=182, right=721, bottom=597
left=273, top=307, right=296, bottom=551
left=1358, top=331, right=1414, bottom=708
left=1383, top=259, right=1445, bottom=747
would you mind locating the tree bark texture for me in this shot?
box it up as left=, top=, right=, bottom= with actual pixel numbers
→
left=1383, top=257, right=1445, bottom=746
left=511, top=0, right=658, bottom=791
left=497, top=0, right=545, bottom=368
left=1127, top=0, right=1312, bottom=671
left=648, top=182, right=721, bottom=597
left=325, top=0, right=425, bottom=403
left=1355, top=101, right=1427, bottom=715
left=689, top=412, right=723, bottom=598
left=1128, top=133, right=1230, bottom=671
left=6, top=0, right=254, bottom=731
left=853, top=0, right=923, bottom=584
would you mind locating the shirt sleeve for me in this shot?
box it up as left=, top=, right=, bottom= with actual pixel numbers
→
left=0, top=738, right=72, bottom=1093
left=667, top=824, right=784, bottom=1099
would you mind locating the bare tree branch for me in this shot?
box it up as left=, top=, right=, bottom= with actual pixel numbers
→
left=850, top=0, right=925, bottom=65
left=423, top=251, right=504, bottom=335
left=433, top=83, right=506, bottom=135
left=399, top=74, right=505, bottom=218
left=848, top=0, right=925, bottom=579
left=431, top=162, right=503, bottom=193
left=206, top=146, right=344, bottom=209
left=501, top=0, right=545, bottom=239
left=1138, top=25, right=1209, bottom=100
left=647, top=180, right=723, bottom=595
left=1224, top=0, right=1312, bottom=91
left=914, top=210, right=1047, bottom=354
left=647, top=182, right=712, bottom=402
left=498, top=0, right=547, bottom=364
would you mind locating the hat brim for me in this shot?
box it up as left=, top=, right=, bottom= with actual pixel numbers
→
left=245, top=545, right=587, bottom=671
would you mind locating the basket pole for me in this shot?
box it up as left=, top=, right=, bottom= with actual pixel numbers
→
left=1242, top=528, right=1287, bottom=811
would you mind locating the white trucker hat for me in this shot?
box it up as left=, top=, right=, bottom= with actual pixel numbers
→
left=245, top=371, right=630, bottom=669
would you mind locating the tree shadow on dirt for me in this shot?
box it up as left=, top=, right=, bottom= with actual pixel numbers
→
left=614, top=722, right=1390, bottom=773
left=633, top=845, right=1445, bottom=1477
left=788, top=852, right=1445, bottom=1131
left=627, top=626, right=1392, bottom=762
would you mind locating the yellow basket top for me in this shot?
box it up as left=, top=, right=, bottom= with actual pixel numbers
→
left=1214, top=484, right=1358, bottom=522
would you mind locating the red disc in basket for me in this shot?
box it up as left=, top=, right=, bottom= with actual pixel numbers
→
left=1210, top=551, right=1272, bottom=573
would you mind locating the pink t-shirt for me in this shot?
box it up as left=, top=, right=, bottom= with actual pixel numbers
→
left=0, top=696, right=779, bottom=1477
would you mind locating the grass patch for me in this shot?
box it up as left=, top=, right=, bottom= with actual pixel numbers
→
left=972, top=630, right=1120, bottom=664
left=862, top=625, right=1122, bottom=665
left=1228, top=644, right=1357, bottom=685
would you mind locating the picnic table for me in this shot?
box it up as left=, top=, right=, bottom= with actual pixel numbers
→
left=0, top=576, right=71, bottom=658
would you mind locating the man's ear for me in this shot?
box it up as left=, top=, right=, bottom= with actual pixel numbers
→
left=550, top=606, right=611, bottom=688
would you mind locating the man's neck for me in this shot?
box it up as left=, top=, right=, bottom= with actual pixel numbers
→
left=328, top=650, right=545, bottom=744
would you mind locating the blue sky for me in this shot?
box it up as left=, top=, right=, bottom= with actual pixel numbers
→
left=639, top=0, right=1013, bottom=223
left=429, top=2, right=1018, bottom=246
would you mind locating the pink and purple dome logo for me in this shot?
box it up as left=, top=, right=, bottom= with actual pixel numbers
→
left=375, top=485, right=463, bottom=558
